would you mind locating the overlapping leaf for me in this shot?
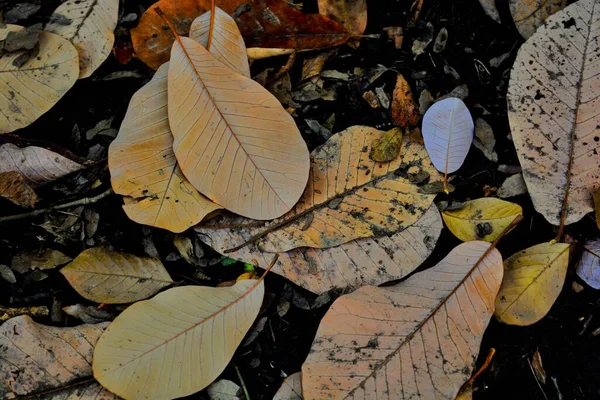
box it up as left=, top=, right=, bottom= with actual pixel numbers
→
left=577, top=240, right=600, bottom=289
left=495, top=242, right=570, bottom=326
left=61, top=248, right=174, bottom=304
left=0, top=25, right=79, bottom=133
left=189, top=7, right=251, bottom=78
left=507, top=0, right=600, bottom=226
left=168, top=35, right=310, bottom=220
left=197, top=203, right=442, bottom=294
left=301, top=241, right=504, bottom=399
left=273, top=372, right=303, bottom=400
left=45, top=0, right=119, bottom=78
left=0, top=315, right=112, bottom=398
left=108, top=63, right=222, bottom=232
left=93, top=280, right=264, bottom=399
left=509, top=0, right=566, bottom=39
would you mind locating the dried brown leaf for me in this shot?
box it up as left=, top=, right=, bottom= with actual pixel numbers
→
left=369, top=127, right=402, bottom=162
left=509, top=0, right=566, bottom=39
left=391, top=74, right=420, bottom=127
left=0, top=171, right=38, bottom=208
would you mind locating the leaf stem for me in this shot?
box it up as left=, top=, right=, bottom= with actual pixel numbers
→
left=207, top=0, right=216, bottom=51
left=234, top=363, right=251, bottom=400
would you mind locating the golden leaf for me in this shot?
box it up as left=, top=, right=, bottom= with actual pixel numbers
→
left=369, top=127, right=403, bottom=162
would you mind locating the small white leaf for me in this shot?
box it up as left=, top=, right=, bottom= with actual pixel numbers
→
left=576, top=240, right=600, bottom=290
left=422, top=97, right=474, bottom=175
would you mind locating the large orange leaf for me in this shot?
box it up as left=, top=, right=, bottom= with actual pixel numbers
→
left=108, top=63, right=222, bottom=232
left=196, top=203, right=443, bottom=294
left=168, top=36, right=310, bottom=220
left=507, top=0, right=600, bottom=228
left=214, top=125, right=441, bottom=252
left=301, top=241, right=504, bottom=399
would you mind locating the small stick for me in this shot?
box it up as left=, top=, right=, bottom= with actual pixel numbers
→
left=465, top=348, right=495, bottom=385
left=0, top=188, right=113, bottom=223
left=234, top=364, right=251, bottom=400
left=266, top=51, right=297, bottom=85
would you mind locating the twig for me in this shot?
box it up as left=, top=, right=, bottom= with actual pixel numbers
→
left=266, top=51, right=297, bottom=85
left=0, top=188, right=113, bottom=223
left=234, top=364, right=251, bottom=400
left=465, top=348, right=495, bottom=386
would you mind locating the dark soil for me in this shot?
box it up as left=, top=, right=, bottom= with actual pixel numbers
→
left=0, top=0, right=599, bottom=399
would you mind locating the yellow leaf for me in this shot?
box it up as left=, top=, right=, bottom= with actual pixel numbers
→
left=61, top=248, right=174, bottom=304
left=108, top=63, right=222, bottom=233
left=369, top=127, right=402, bottom=162
left=0, top=26, right=79, bottom=134
left=93, top=280, right=264, bottom=400
left=442, top=198, right=523, bottom=242
left=495, top=242, right=570, bottom=326
left=168, top=35, right=310, bottom=220
left=236, top=271, right=257, bottom=281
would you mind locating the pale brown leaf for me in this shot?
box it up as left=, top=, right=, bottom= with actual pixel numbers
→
left=273, top=372, right=303, bottom=400
left=11, top=248, right=72, bottom=274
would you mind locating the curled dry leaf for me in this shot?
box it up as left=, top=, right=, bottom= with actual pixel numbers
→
left=189, top=7, right=251, bottom=78
left=442, top=198, right=523, bottom=242
left=93, top=280, right=264, bottom=400
left=301, top=241, right=504, bottom=399
left=391, top=74, right=420, bottom=127
left=168, top=36, right=310, bottom=220
left=422, top=97, right=474, bottom=191
left=509, top=0, right=566, bottom=39
left=507, top=0, right=600, bottom=227
left=369, top=127, right=402, bottom=162
left=197, top=204, right=442, bottom=294
left=220, top=126, right=441, bottom=252
left=0, top=171, right=38, bottom=208
left=0, top=315, right=112, bottom=398
left=273, top=372, right=303, bottom=400
left=0, top=143, right=83, bottom=185
left=318, top=0, right=367, bottom=36
left=60, top=248, right=173, bottom=304
left=108, top=63, right=222, bottom=232
left=576, top=240, right=600, bottom=289
left=495, top=242, right=570, bottom=326
left=0, top=25, right=79, bottom=134
left=45, top=0, right=119, bottom=78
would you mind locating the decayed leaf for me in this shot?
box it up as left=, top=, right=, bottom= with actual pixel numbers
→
left=509, top=0, right=566, bottom=39
left=495, top=242, right=570, bottom=326
left=93, top=279, right=264, bottom=399
left=301, top=241, right=504, bottom=399
left=60, top=248, right=173, bottom=304
left=197, top=203, right=442, bottom=295
left=218, top=126, right=441, bottom=252
left=109, top=63, right=222, bottom=232
left=63, top=304, right=113, bottom=324
left=473, top=118, right=498, bottom=162
left=478, top=0, right=501, bottom=23
left=391, top=74, right=420, bottom=127
left=318, top=0, right=367, bottom=36
left=206, top=379, right=242, bottom=400
left=369, top=127, right=402, bottom=162
left=45, top=0, right=119, bottom=78
left=422, top=97, right=474, bottom=191
left=0, top=171, right=38, bottom=208
left=11, top=248, right=72, bottom=274
left=0, top=143, right=83, bottom=185
left=507, top=0, right=600, bottom=227
left=131, top=0, right=349, bottom=70
left=189, top=7, right=251, bottom=78
left=274, top=372, right=303, bottom=400
left=0, top=315, right=111, bottom=398
left=168, top=35, right=310, bottom=220
left=0, top=26, right=79, bottom=134
left=576, top=240, right=600, bottom=289
left=442, top=198, right=523, bottom=242
left=498, top=174, right=528, bottom=198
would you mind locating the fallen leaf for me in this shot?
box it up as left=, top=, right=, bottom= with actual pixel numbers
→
left=442, top=198, right=523, bottom=242
left=131, top=0, right=349, bottom=69
left=507, top=0, right=600, bottom=227
left=61, top=247, right=173, bottom=304
left=108, top=63, right=222, bottom=233
left=495, top=242, right=570, bottom=326
left=189, top=7, right=251, bottom=77
left=531, top=349, right=547, bottom=384
left=478, top=0, right=501, bottom=23
left=63, top=304, right=113, bottom=324
left=411, top=21, right=434, bottom=58
left=1, top=23, right=41, bottom=52
left=11, top=249, right=72, bottom=274
left=473, top=118, right=498, bottom=162
left=498, top=174, right=528, bottom=198
left=433, top=27, right=448, bottom=53
left=93, top=279, right=264, bottom=399
left=274, top=372, right=303, bottom=400
left=318, top=0, right=367, bottom=36
left=509, top=0, right=566, bottom=39
left=0, top=171, right=38, bottom=208
left=576, top=240, right=600, bottom=289
left=369, top=127, right=402, bottom=162
left=168, top=35, right=310, bottom=220
left=301, top=241, right=503, bottom=399
left=0, top=143, right=83, bottom=185
left=4, top=3, right=41, bottom=24
left=383, top=26, right=403, bottom=49
left=391, top=74, right=420, bottom=127
left=45, top=0, right=119, bottom=78
left=0, top=315, right=113, bottom=399
left=0, top=264, right=16, bottom=283
left=0, top=26, right=79, bottom=134
left=206, top=379, right=242, bottom=400
left=247, top=47, right=295, bottom=60
left=362, top=90, right=380, bottom=108
left=422, top=97, right=474, bottom=192
left=196, top=203, right=442, bottom=294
